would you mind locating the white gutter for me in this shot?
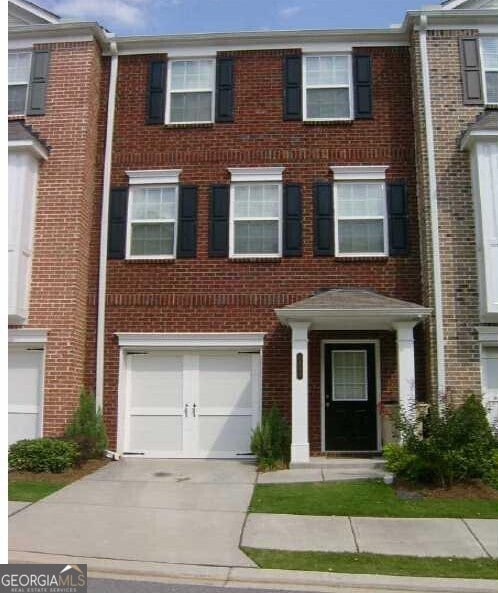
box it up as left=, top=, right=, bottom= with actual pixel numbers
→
left=419, top=15, right=446, bottom=404
left=95, top=39, right=118, bottom=411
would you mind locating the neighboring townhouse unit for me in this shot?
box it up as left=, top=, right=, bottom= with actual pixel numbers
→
left=8, top=0, right=107, bottom=444
left=409, top=0, right=498, bottom=423
left=7, top=0, right=498, bottom=464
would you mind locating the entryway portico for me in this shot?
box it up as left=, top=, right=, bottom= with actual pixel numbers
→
left=276, top=289, right=431, bottom=464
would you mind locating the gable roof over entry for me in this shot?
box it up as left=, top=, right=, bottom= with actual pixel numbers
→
left=8, top=0, right=60, bottom=26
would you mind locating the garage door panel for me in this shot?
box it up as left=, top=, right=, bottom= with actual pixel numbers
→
left=9, top=412, right=40, bottom=445
left=198, top=415, right=253, bottom=456
left=129, top=355, right=183, bottom=408
left=198, top=354, right=253, bottom=409
left=129, top=415, right=183, bottom=453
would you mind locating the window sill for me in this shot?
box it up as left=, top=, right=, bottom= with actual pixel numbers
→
left=164, top=122, right=215, bottom=129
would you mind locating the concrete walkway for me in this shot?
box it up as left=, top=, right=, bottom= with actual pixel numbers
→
left=242, top=513, right=498, bottom=558
left=9, top=459, right=256, bottom=567
left=8, top=501, right=31, bottom=516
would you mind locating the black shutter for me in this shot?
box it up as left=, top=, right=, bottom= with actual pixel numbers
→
left=147, top=60, right=167, bottom=124
left=215, top=57, right=234, bottom=122
left=283, top=55, right=302, bottom=121
left=354, top=54, right=373, bottom=119
left=283, top=184, right=302, bottom=257
left=27, top=50, right=50, bottom=115
left=108, top=188, right=128, bottom=259
left=387, top=181, right=409, bottom=256
left=313, top=182, right=333, bottom=256
left=209, top=185, right=229, bottom=257
left=460, top=38, right=483, bottom=105
left=177, top=185, right=198, bottom=258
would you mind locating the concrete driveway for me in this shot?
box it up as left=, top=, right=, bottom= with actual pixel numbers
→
left=9, top=459, right=256, bottom=567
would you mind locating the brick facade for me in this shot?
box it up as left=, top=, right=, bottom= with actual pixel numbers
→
left=9, top=40, right=103, bottom=436
left=84, top=46, right=425, bottom=451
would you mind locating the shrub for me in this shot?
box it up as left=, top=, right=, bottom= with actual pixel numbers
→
left=9, top=438, right=79, bottom=473
left=484, top=450, right=498, bottom=490
left=251, top=405, right=291, bottom=471
left=64, top=388, right=108, bottom=461
left=384, top=395, right=497, bottom=488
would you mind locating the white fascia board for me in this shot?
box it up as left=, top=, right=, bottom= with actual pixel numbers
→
left=461, top=130, right=498, bottom=151
left=9, top=0, right=60, bottom=24
left=477, top=326, right=498, bottom=343
left=229, top=167, right=285, bottom=183
left=330, top=165, right=389, bottom=181
left=126, top=169, right=182, bottom=185
left=8, top=328, right=48, bottom=344
left=116, top=332, right=266, bottom=349
left=8, top=139, right=48, bottom=161
left=276, top=307, right=431, bottom=323
left=8, top=22, right=110, bottom=49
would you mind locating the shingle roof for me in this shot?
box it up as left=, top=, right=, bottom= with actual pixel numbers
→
left=282, top=288, right=427, bottom=311
left=8, top=120, right=50, bottom=153
left=465, top=109, right=498, bottom=132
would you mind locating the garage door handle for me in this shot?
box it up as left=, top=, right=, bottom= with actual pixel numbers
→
left=192, top=403, right=197, bottom=417
left=184, top=404, right=189, bottom=417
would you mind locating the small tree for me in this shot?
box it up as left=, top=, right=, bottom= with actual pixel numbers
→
left=251, top=405, right=291, bottom=471
left=65, top=388, right=108, bottom=461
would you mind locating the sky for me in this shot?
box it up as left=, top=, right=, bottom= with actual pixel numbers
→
left=38, top=0, right=429, bottom=36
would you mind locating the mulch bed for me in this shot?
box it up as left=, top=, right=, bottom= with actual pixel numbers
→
left=395, top=479, right=498, bottom=500
left=9, top=458, right=109, bottom=485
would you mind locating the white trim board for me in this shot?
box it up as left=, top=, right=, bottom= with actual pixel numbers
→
left=116, top=332, right=266, bottom=349
left=8, top=329, right=48, bottom=344
left=228, top=167, right=285, bottom=183
left=330, top=165, right=389, bottom=181
left=126, top=169, right=182, bottom=185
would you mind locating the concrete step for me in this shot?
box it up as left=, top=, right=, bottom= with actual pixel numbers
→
left=290, top=457, right=386, bottom=471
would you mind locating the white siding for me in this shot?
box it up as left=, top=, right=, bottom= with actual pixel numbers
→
left=8, top=151, right=39, bottom=324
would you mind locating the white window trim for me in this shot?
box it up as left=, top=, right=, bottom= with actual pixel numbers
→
left=125, top=183, right=179, bottom=260
left=302, top=53, right=354, bottom=122
left=331, top=349, right=368, bottom=402
left=126, top=169, right=182, bottom=185
left=165, top=58, right=216, bottom=124
left=8, top=50, right=32, bottom=116
left=480, top=35, right=498, bottom=106
left=229, top=182, right=283, bottom=259
left=331, top=165, right=389, bottom=258
left=228, top=167, right=285, bottom=183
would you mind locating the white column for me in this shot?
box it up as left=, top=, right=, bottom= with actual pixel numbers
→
left=393, top=321, right=417, bottom=424
left=289, top=321, right=311, bottom=464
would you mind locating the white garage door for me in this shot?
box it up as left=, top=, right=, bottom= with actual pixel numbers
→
left=123, top=351, right=261, bottom=458
left=9, top=347, right=44, bottom=445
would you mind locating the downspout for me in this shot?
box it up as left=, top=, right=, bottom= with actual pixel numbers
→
left=419, top=15, right=446, bottom=405
left=96, top=39, right=119, bottom=412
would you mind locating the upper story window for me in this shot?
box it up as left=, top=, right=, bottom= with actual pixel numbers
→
left=126, top=185, right=178, bottom=259
left=303, top=54, right=352, bottom=121
left=8, top=51, right=31, bottom=115
left=331, top=166, right=389, bottom=257
left=481, top=37, right=498, bottom=105
left=166, top=59, right=215, bottom=123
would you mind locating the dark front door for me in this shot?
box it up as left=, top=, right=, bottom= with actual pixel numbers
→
left=324, top=343, right=378, bottom=451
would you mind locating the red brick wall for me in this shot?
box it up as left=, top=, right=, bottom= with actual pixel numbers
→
left=10, top=41, right=103, bottom=436
left=86, top=46, right=424, bottom=450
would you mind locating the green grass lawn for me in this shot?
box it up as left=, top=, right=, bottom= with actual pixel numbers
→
left=8, top=481, right=65, bottom=502
left=250, top=481, right=498, bottom=519
left=244, top=548, right=498, bottom=580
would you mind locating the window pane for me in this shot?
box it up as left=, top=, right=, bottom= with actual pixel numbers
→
left=233, top=184, right=279, bottom=218
left=171, top=60, right=214, bottom=90
left=336, top=183, right=385, bottom=217
left=170, top=92, right=212, bottom=122
left=8, top=85, right=27, bottom=115
left=8, top=52, right=31, bottom=84
left=338, top=220, right=385, bottom=253
left=306, top=55, right=349, bottom=86
left=307, top=88, right=350, bottom=119
left=131, top=187, right=176, bottom=220
left=333, top=351, right=367, bottom=401
left=130, top=223, right=174, bottom=256
left=482, top=37, right=498, bottom=70
left=485, top=72, right=498, bottom=103
left=234, top=220, right=279, bottom=254
left=483, top=347, right=498, bottom=391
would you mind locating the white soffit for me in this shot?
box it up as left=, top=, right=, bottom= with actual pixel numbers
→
left=330, top=165, right=389, bottom=181
left=116, top=332, right=266, bottom=349
left=8, top=329, right=48, bottom=344
left=228, top=167, right=285, bottom=183
left=126, top=169, right=182, bottom=185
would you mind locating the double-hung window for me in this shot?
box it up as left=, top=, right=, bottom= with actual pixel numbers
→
left=167, top=59, right=215, bottom=123
left=303, top=54, right=352, bottom=121
left=8, top=51, right=32, bottom=115
left=481, top=37, right=498, bottom=105
left=127, top=185, right=178, bottom=259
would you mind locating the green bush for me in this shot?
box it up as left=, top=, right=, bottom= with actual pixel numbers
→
left=64, top=388, right=108, bottom=461
left=251, top=405, right=291, bottom=471
left=484, top=450, right=498, bottom=490
left=384, top=395, right=497, bottom=488
left=9, top=438, right=79, bottom=473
